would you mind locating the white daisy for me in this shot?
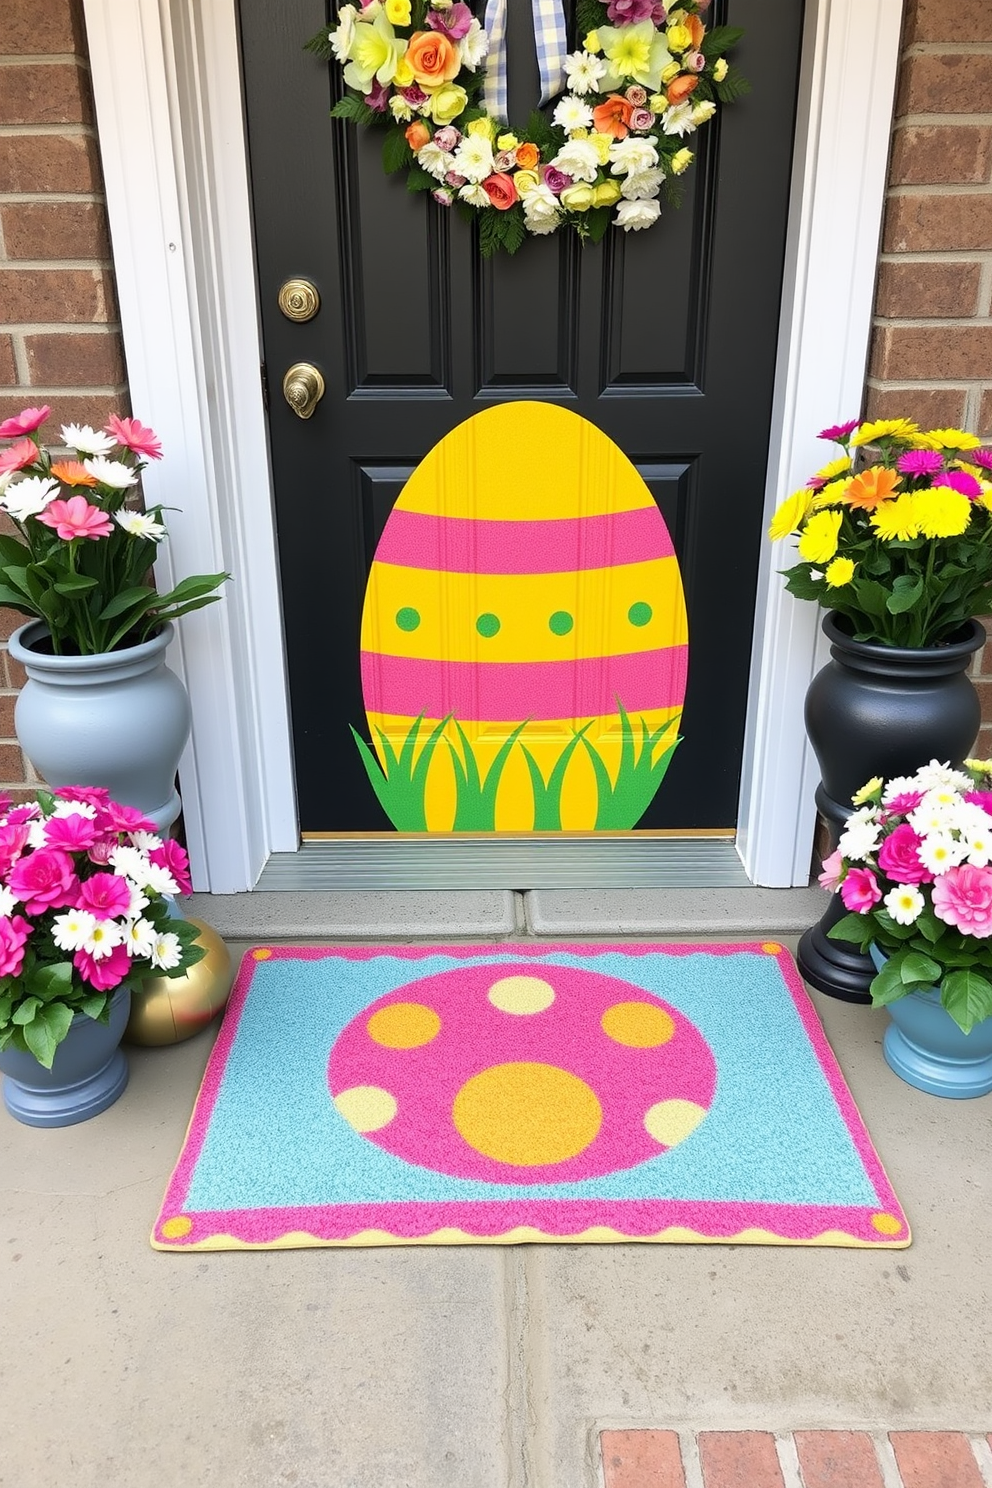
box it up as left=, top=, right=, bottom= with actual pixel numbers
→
left=661, top=101, right=696, bottom=136
left=83, top=918, right=126, bottom=960
left=52, top=909, right=98, bottom=953
left=26, top=819, right=48, bottom=850
left=150, top=930, right=183, bottom=972
left=115, top=510, right=166, bottom=540
left=61, top=423, right=116, bottom=457
left=2, top=476, right=59, bottom=522
left=83, top=457, right=138, bottom=489
left=453, top=135, right=495, bottom=183
left=620, top=166, right=665, bottom=200
left=130, top=831, right=163, bottom=852
left=123, top=916, right=157, bottom=959
left=913, top=760, right=973, bottom=793
left=52, top=799, right=97, bottom=818
left=884, top=884, right=925, bottom=926
left=917, top=831, right=968, bottom=876
left=881, top=775, right=923, bottom=804
left=836, top=818, right=881, bottom=861
left=458, top=19, right=488, bottom=70
left=908, top=797, right=959, bottom=838
left=109, top=845, right=150, bottom=883
left=458, top=183, right=491, bottom=208
left=142, top=862, right=181, bottom=896
left=563, top=50, right=606, bottom=94
left=552, top=95, right=594, bottom=133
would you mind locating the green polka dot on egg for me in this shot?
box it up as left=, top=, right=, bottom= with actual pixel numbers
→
left=628, top=602, right=653, bottom=627
left=395, top=607, right=420, bottom=632
left=476, top=613, right=500, bottom=638
left=549, top=611, right=573, bottom=636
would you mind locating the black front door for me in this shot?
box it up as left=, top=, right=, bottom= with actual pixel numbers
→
left=238, top=0, right=803, bottom=834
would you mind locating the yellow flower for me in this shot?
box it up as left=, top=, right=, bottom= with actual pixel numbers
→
left=815, top=455, right=852, bottom=481
left=797, top=508, right=843, bottom=564
left=589, top=131, right=614, bottom=164
left=584, top=29, right=601, bottom=51
left=600, top=21, right=674, bottom=91
left=513, top=169, right=540, bottom=198
left=670, top=147, right=693, bottom=174
left=912, top=485, right=972, bottom=538
left=393, top=54, right=415, bottom=87
left=560, top=183, right=595, bottom=211
left=661, top=60, right=681, bottom=83
left=851, top=775, right=882, bottom=805
left=343, top=11, right=405, bottom=90
left=713, top=58, right=728, bottom=82
left=916, top=427, right=982, bottom=451
left=466, top=116, right=497, bottom=140
left=385, top=0, right=411, bottom=23
left=767, top=488, right=813, bottom=540
left=825, top=556, right=855, bottom=587
left=649, top=93, right=668, bottom=112
left=592, top=179, right=622, bottom=207
left=496, top=133, right=519, bottom=151
left=849, top=417, right=919, bottom=446
left=427, top=82, right=468, bottom=124
left=980, top=489, right=992, bottom=514
left=811, top=477, right=851, bottom=509
left=666, top=22, right=692, bottom=51
left=869, top=493, right=919, bottom=541
left=965, top=758, right=992, bottom=775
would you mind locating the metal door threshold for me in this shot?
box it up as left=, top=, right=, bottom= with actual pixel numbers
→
left=255, top=837, right=751, bottom=890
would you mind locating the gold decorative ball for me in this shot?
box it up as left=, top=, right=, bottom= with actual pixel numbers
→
left=125, top=918, right=234, bottom=1046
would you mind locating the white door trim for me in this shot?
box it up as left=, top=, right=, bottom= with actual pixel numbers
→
left=80, top=0, right=903, bottom=890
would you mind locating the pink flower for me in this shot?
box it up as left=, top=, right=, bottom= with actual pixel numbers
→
left=0, top=437, right=40, bottom=476
left=433, top=126, right=461, bottom=152
left=99, top=801, right=156, bottom=834
left=818, top=419, right=860, bottom=443
left=932, top=863, right=992, bottom=937
left=896, top=449, right=943, bottom=477
left=78, top=871, right=133, bottom=920
left=629, top=107, right=655, bottom=130
left=104, top=414, right=162, bottom=461
left=840, top=867, right=882, bottom=913
left=57, top=785, right=111, bottom=809
left=877, top=823, right=932, bottom=884
left=0, top=822, right=30, bottom=877
left=0, top=794, right=11, bottom=815
left=0, top=915, right=32, bottom=978
left=36, top=496, right=114, bottom=541
left=973, top=449, right=992, bottom=471
left=426, top=2, right=473, bottom=38
left=817, top=848, right=844, bottom=891
left=43, top=813, right=99, bottom=851
left=882, top=790, right=924, bottom=818
left=149, top=838, right=192, bottom=894
left=966, top=790, right=992, bottom=818
left=8, top=847, right=79, bottom=915
left=0, top=407, right=50, bottom=439
left=87, top=838, right=116, bottom=866
left=4, top=805, right=40, bottom=825
left=74, top=941, right=131, bottom=991
left=940, top=469, right=983, bottom=498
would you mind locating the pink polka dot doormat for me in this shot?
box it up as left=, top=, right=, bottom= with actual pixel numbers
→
left=152, top=943, right=910, bottom=1251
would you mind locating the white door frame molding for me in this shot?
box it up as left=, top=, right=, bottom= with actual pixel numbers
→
left=80, top=0, right=903, bottom=890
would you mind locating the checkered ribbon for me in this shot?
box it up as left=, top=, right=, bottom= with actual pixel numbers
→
left=482, top=0, right=567, bottom=123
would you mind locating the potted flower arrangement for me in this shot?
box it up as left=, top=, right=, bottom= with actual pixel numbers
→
left=0, top=405, right=228, bottom=832
left=767, top=417, right=992, bottom=1001
left=822, top=759, right=992, bottom=1098
left=0, top=785, right=205, bottom=1126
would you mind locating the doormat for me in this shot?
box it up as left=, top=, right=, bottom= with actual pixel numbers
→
left=152, top=943, right=910, bottom=1251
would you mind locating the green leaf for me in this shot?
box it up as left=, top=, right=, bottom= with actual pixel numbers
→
left=713, top=64, right=751, bottom=104
left=382, top=127, right=413, bottom=175
left=700, top=25, right=745, bottom=58
left=78, top=993, right=109, bottom=1020
left=11, top=995, right=42, bottom=1026
left=153, top=573, right=228, bottom=607
left=304, top=27, right=336, bottom=61
left=886, top=574, right=924, bottom=614
left=30, top=961, right=74, bottom=1002
left=97, top=585, right=157, bottom=621
left=941, top=968, right=992, bottom=1034
left=782, top=566, right=825, bottom=603
left=826, top=912, right=873, bottom=946
left=869, top=956, right=911, bottom=1008
left=22, top=1002, right=73, bottom=1069
left=407, top=167, right=436, bottom=193
left=53, top=573, right=99, bottom=596
left=584, top=206, right=612, bottom=245
left=330, top=94, right=383, bottom=127
left=898, top=950, right=942, bottom=986
left=499, top=206, right=526, bottom=255
left=575, top=0, right=608, bottom=40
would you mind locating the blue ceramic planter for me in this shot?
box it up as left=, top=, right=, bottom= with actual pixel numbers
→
left=0, top=986, right=131, bottom=1127
left=869, top=945, right=992, bottom=1099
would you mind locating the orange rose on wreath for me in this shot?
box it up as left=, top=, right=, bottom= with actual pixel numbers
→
left=592, top=95, right=634, bottom=140
left=482, top=172, right=518, bottom=210
left=406, top=30, right=461, bottom=87
left=515, top=142, right=540, bottom=170
left=687, top=13, right=706, bottom=48
left=667, top=74, right=699, bottom=104
left=405, top=120, right=432, bottom=150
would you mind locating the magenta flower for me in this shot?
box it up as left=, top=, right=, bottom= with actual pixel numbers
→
left=606, top=0, right=657, bottom=23
left=37, top=496, right=114, bottom=541
left=818, top=418, right=860, bottom=443
left=840, top=866, right=882, bottom=913
left=44, top=813, right=99, bottom=852
left=940, top=469, right=982, bottom=498
left=78, top=871, right=133, bottom=920
left=877, top=823, right=932, bottom=884
left=542, top=166, right=573, bottom=196
left=965, top=790, right=992, bottom=818
left=8, top=847, right=78, bottom=915
left=817, top=848, right=844, bottom=891
left=0, top=406, right=50, bottom=440
left=0, top=437, right=40, bottom=476
left=87, top=838, right=116, bottom=866
left=99, top=800, right=156, bottom=834
left=432, top=187, right=454, bottom=207
left=434, top=126, right=461, bottom=152
left=74, top=941, right=131, bottom=991
left=426, top=2, right=472, bottom=37
left=0, top=822, right=30, bottom=877
left=400, top=84, right=429, bottom=106
left=0, top=915, right=32, bottom=978
left=0, top=793, right=11, bottom=816
left=105, top=414, right=162, bottom=461
left=365, top=79, right=390, bottom=111
left=882, top=790, right=924, bottom=818
left=4, top=805, right=40, bottom=825
left=150, top=838, right=192, bottom=895
left=896, top=448, right=943, bottom=477
left=932, top=863, right=992, bottom=937
left=629, top=107, right=655, bottom=131
left=973, top=449, right=992, bottom=471
left=58, top=785, right=111, bottom=809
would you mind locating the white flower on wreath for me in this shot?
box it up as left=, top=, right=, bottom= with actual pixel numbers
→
left=614, top=198, right=662, bottom=231
left=389, top=94, right=414, bottom=122
left=552, top=95, right=594, bottom=133
left=458, top=182, right=491, bottom=208
left=453, top=134, right=495, bottom=183
left=564, top=49, right=606, bottom=94
left=418, top=142, right=456, bottom=180
left=458, top=19, right=489, bottom=70
left=609, top=136, right=658, bottom=176
left=522, top=184, right=561, bottom=235
left=329, top=4, right=358, bottom=62
left=550, top=138, right=600, bottom=183
left=620, top=166, right=665, bottom=201
left=2, top=475, right=59, bottom=522
left=661, top=101, right=696, bottom=136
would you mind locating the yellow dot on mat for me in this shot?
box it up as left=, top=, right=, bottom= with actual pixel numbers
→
left=367, top=1002, right=442, bottom=1049
left=761, top=942, right=783, bottom=955
left=601, top=1001, right=675, bottom=1048
left=644, top=1098, right=708, bottom=1148
left=252, top=947, right=273, bottom=960
left=487, top=976, right=556, bottom=1014
left=871, top=1212, right=903, bottom=1235
left=453, top=1062, right=602, bottom=1166
left=161, top=1216, right=193, bottom=1239
left=334, top=1085, right=398, bottom=1133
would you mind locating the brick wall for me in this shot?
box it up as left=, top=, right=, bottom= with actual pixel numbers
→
left=0, top=0, right=126, bottom=801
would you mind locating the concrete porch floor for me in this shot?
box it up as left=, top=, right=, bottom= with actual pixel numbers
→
left=2, top=887, right=990, bottom=1488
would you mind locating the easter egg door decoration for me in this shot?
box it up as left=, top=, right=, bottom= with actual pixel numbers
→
left=358, top=402, right=688, bottom=832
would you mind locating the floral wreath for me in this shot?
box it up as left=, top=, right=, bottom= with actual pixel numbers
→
left=306, top=0, right=746, bottom=255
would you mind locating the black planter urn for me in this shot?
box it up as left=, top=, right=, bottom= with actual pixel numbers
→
left=797, top=610, right=986, bottom=1002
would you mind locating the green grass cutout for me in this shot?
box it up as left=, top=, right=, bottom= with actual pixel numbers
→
left=446, top=718, right=529, bottom=831
left=350, top=713, right=450, bottom=830
left=579, top=701, right=682, bottom=829
left=521, top=723, right=592, bottom=830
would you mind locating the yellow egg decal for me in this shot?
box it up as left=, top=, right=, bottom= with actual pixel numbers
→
left=357, top=402, right=688, bottom=832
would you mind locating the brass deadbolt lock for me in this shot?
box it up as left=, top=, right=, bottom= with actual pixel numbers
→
left=278, top=278, right=320, bottom=322
left=282, top=362, right=325, bottom=419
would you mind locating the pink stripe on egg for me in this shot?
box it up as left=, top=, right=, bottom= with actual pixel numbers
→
left=375, top=508, right=674, bottom=574
left=360, top=647, right=688, bottom=722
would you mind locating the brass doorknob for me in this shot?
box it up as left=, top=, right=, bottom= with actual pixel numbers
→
left=278, top=278, right=320, bottom=322
left=282, top=362, right=325, bottom=419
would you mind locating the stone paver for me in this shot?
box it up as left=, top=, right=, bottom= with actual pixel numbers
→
left=600, top=1429, right=686, bottom=1488
left=697, top=1431, right=784, bottom=1488
left=794, top=1429, right=886, bottom=1487
left=889, top=1431, right=986, bottom=1488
